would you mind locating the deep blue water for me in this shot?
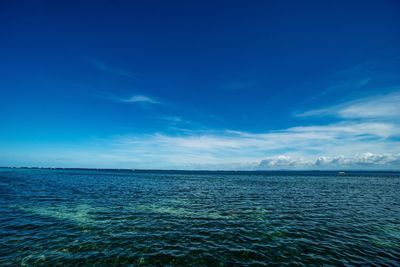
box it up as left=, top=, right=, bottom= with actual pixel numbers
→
left=1, top=168, right=400, bottom=266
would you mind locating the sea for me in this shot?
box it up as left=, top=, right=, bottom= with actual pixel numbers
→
left=1, top=168, right=399, bottom=266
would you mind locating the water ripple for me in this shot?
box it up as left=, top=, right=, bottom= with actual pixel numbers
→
left=1, top=169, right=400, bottom=265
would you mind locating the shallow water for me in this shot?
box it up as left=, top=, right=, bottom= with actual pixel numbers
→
left=1, top=168, right=400, bottom=266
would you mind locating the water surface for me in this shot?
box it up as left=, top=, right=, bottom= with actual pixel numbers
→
left=1, top=168, right=399, bottom=265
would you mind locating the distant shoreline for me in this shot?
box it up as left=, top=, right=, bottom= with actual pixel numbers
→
left=1, top=166, right=399, bottom=174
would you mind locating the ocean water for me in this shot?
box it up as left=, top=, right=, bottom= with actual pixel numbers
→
left=1, top=168, right=400, bottom=266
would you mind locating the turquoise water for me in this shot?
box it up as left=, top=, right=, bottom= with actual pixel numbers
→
left=1, top=168, right=400, bottom=266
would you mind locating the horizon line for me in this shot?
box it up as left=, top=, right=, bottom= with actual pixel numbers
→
left=1, top=166, right=400, bottom=173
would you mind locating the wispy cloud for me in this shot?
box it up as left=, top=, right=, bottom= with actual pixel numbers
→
left=92, top=60, right=137, bottom=80
left=297, top=90, right=400, bottom=119
left=302, top=77, right=371, bottom=104
left=5, top=91, right=400, bottom=170
left=95, top=92, right=161, bottom=106
left=27, top=115, right=398, bottom=169
left=92, top=90, right=400, bottom=169
left=121, top=94, right=160, bottom=104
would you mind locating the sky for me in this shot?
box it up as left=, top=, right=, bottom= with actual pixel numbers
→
left=1, top=0, right=400, bottom=170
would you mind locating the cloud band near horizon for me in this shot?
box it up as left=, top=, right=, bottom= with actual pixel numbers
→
left=3, top=90, right=400, bottom=170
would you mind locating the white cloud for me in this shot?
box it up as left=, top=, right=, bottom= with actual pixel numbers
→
left=91, top=116, right=399, bottom=169
left=312, top=153, right=400, bottom=168
left=339, top=93, right=400, bottom=119
left=297, top=91, right=400, bottom=119
left=122, top=95, right=159, bottom=104
left=4, top=122, right=399, bottom=169
left=105, top=89, right=400, bottom=169
left=258, top=153, right=400, bottom=169
left=3, top=91, right=400, bottom=170
left=259, top=155, right=308, bottom=168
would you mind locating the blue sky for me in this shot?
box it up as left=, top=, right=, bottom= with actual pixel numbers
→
left=1, top=0, right=400, bottom=169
